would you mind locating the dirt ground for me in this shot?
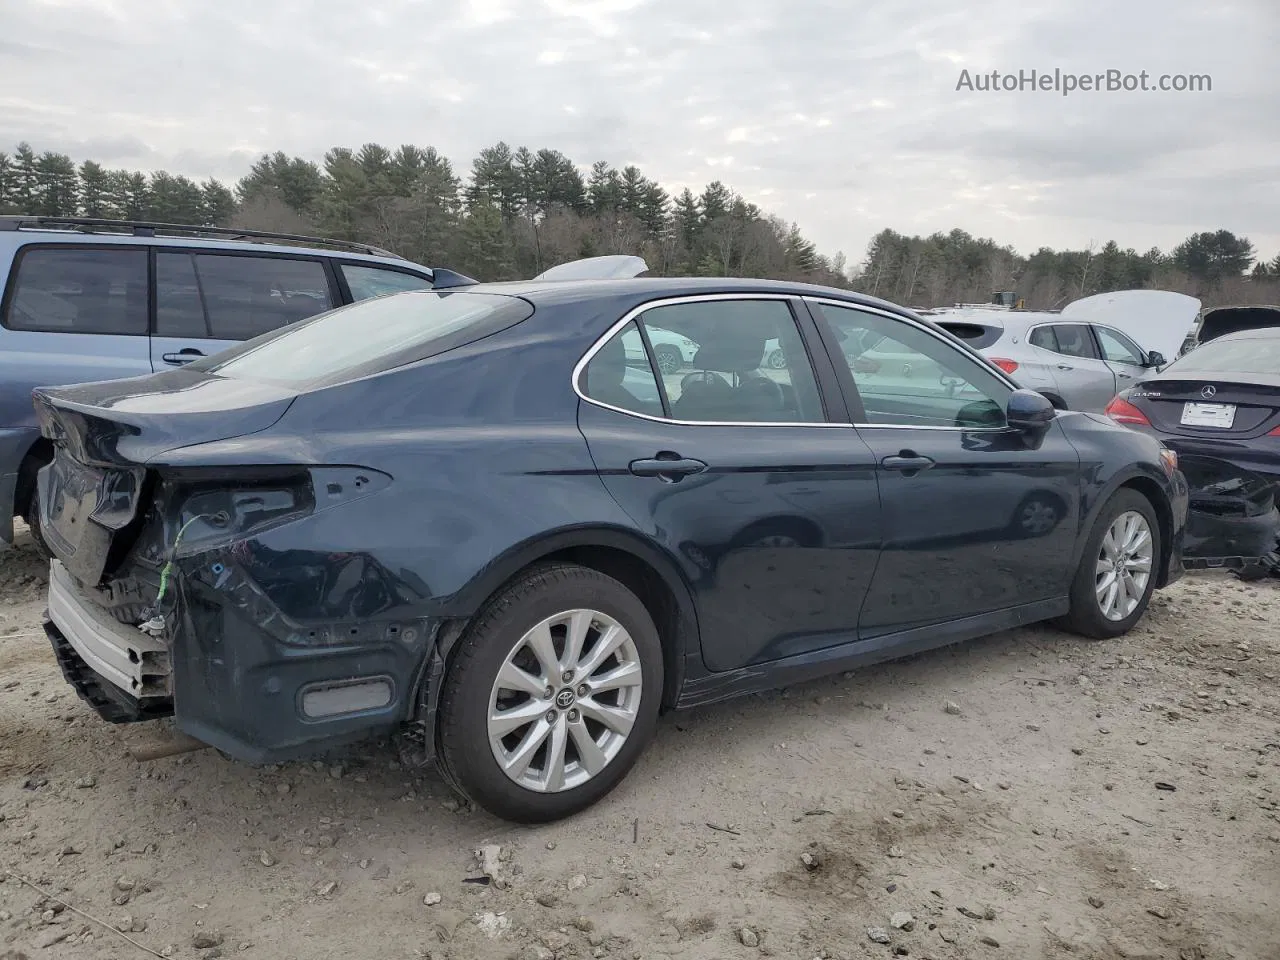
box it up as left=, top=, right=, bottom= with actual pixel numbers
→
left=1, top=521, right=1278, bottom=960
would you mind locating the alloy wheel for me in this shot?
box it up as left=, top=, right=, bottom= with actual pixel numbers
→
left=1094, top=510, right=1154, bottom=621
left=487, top=609, right=643, bottom=793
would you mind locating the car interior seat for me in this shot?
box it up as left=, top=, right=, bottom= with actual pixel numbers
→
left=586, top=334, right=662, bottom=415
left=674, top=332, right=787, bottom=421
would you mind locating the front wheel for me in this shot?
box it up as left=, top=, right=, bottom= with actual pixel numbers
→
left=1061, top=489, right=1161, bottom=639
left=436, top=564, right=662, bottom=823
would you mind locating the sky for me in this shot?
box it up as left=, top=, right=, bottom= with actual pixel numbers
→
left=1, top=0, right=1277, bottom=268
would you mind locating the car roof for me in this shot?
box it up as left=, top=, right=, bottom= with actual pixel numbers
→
left=457, top=276, right=918, bottom=316
left=0, top=216, right=427, bottom=270
left=1, top=230, right=421, bottom=269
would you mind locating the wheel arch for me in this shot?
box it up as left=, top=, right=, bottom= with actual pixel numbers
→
left=13, top=436, right=52, bottom=518
left=1072, top=467, right=1175, bottom=589
left=431, top=526, right=700, bottom=713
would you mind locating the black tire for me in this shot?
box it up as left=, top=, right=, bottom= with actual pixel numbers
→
left=1061, top=489, right=1161, bottom=639
left=436, top=563, right=663, bottom=823
left=652, top=344, right=682, bottom=375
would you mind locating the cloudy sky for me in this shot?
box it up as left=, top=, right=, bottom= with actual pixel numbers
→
left=2, top=0, right=1277, bottom=266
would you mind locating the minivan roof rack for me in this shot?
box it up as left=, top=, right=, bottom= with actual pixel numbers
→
left=0, top=215, right=405, bottom=260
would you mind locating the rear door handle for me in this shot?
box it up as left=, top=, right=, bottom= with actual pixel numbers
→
left=629, top=455, right=707, bottom=481
left=162, top=349, right=205, bottom=365
left=1056, top=363, right=1074, bottom=371
left=881, top=454, right=935, bottom=473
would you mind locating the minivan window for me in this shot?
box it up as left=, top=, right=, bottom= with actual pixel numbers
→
left=156, top=253, right=333, bottom=340
left=198, top=290, right=533, bottom=387
left=4, top=247, right=148, bottom=335
left=342, top=264, right=433, bottom=301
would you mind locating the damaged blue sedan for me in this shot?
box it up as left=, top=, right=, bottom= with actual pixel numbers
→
left=35, top=260, right=1188, bottom=822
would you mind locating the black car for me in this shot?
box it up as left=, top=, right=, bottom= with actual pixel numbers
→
left=1106, top=326, right=1280, bottom=567
left=34, top=268, right=1188, bottom=823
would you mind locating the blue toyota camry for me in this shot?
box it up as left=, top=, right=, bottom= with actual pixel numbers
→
left=34, top=257, right=1187, bottom=822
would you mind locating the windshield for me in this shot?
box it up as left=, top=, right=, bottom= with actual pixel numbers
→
left=1167, top=335, right=1280, bottom=376
left=195, top=290, right=533, bottom=387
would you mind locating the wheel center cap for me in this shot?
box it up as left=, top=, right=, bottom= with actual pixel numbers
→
left=555, top=688, right=577, bottom=710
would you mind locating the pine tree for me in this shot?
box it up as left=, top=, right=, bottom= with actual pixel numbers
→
left=79, top=161, right=112, bottom=218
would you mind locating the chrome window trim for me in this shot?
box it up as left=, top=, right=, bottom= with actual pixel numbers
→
left=572, top=292, right=852, bottom=428
left=803, top=296, right=1018, bottom=433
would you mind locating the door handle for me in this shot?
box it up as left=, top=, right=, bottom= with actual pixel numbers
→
left=162, top=348, right=205, bottom=365
left=1117, top=371, right=1133, bottom=379
left=1056, top=363, right=1074, bottom=371
left=629, top=454, right=707, bottom=481
left=881, top=453, right=935, bottom=473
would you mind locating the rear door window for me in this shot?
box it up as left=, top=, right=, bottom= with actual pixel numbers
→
left=156, top=253, right=334, bottom=340
left=935, top=321, right=1002, bottom=351
left=634, top=298, right=825, bottom=423
left=3, top=247, right=148, bottom=335
left=1045, top=323, right=1098, bottom=359
left=341, top=264, right=433, bottom=301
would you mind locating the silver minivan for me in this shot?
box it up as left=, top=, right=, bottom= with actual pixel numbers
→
left=0, top=216, right=444, bottom=550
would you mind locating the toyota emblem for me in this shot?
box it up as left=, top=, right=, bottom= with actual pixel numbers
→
left=1201, top=385, right=1217, bottom=399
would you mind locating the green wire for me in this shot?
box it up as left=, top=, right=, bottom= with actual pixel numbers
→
left=154, top=514, right=206, bottom=608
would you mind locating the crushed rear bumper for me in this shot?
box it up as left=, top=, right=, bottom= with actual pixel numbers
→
left=44, top=549, right=439, bottom=764
left=1178, top=455, right=1280, bottom=570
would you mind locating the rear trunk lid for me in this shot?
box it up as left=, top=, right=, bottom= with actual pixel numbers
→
left=32, top=370, right=298, bottom=585
left=1128, top=375, right=1280, bottom=438
left=1197, top=305, right=1280, bottom=345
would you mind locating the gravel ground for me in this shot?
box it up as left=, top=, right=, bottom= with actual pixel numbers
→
left=1, top=520, right=1278, bottom=960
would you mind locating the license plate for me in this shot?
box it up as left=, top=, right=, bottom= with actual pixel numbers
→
left=1181, top=402, right=1236, bottom=428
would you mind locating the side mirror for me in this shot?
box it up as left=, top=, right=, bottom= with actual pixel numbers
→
left=1145, top=351, right=1166, bottom=368
left=1007, top=388, right=1056, bottom=441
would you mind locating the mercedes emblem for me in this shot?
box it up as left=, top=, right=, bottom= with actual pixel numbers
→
left=1201, top=385, right=1216, bottom=399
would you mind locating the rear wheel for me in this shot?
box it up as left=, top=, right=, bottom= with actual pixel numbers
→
left=436, top=564, right=662, bottom=823
left=1061, top=490, right=1160, bottom=639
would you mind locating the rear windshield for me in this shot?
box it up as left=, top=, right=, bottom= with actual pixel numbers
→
left=1167, top=335, right=1280, bottom=376
left=934, top=321, right=1003, bottom=350
left=192, top=290, right=533, bottom=387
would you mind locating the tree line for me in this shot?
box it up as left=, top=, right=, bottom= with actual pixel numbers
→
left=862, top=227, right=1279, bottom=310
left=0, top=140, right=1274, bottom=308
